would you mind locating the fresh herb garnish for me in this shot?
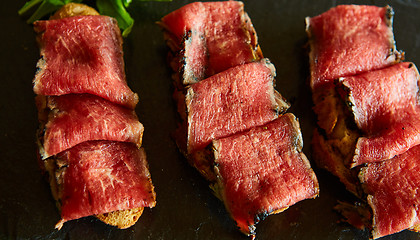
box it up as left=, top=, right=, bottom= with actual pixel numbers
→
left=18, top=0, right=82, bottom=24
left=18, top=0, right=171, bottom=37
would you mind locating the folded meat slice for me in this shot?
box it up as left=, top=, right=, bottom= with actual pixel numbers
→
left=306, top=5, right=402, bottom=91
left=337, top=62, right=420, bottom=166
left=213, top=113, right=319, bottom=237
left=48, top=141, right=156, bottom=229
left=359, top=144, right=420, bottom=239
left=186, top=59, right=289, bottom=155
left=33, top=15, right=138, bottom=109
left=340, top=62, right=419, bottom=135
left=40, top=94, right=143, bottom=159
left=160, top=1, right=262, bottom=85
left=353, top=111, right=420, bottom=166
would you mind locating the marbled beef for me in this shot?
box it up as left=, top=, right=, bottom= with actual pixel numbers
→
left=306, top=5, right=402, bottom=91
left=41, top=94, right=143, bottom=159
left=53, top=141, right=156, bottom=229
left=186, top=59, right=289, bottom=154
left=213, top=113, right=319, bottom=237
left=337, top=62, right=420, bottom=166
left=359, top=144, right=420, bottom=239
left=33, top=15, right=138, bottom=109
left=160, top=1, right=262, bottom=85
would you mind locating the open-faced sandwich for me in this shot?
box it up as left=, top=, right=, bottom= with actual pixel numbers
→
left=30, top=3, right=156, bottom=230
left=307, top=5, right=420, bottom=239
left=160, top=1, right=319, bottom=238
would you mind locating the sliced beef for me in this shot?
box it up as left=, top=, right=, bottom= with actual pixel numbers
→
left=340, top=62, right=419, bottom=135
left=160, top=1, right=262, bottom=85
left=186, top=59, right=289, bottom=154
left=337, top=62, right=420, bottom=166
left=41, top=94, right=143, bottom=159
left=53, top=141, right=156, bottom=228
left=33, top=15, right=138, bottom=109
left=213, top=114, right=319, bottom=237
left=359, top=144, right=420, bottom=239
left=306, top=5, right=402, bottom=91
left=353, top=111, right=420, bottom=167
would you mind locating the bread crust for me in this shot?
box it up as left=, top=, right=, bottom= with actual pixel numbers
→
left=50, top=3, right=99, bottom=20
left=96, top=208, right=145, bottom=229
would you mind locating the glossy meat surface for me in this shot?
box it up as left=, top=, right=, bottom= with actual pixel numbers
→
left=186, top=59, right=282, bottom=154
left=161, top=1, right=261, bottom=85
left=56, top=141, right=156, bottom=226
left=338, top=63, right=420, bottom=166
left=42, top=94, right=143, bottom=158
left=360, top=145, right=420, bottom=239
left=213, top=114, right=319, bottom=236
left=33, top=15, right=138, bottom=109
left=306, top=5, right=400, bottom=90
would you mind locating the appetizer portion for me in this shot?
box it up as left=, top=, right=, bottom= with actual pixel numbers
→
left=307, top=4, right=420, bottom=238
left=161, top=1, right=318, bottom=238
left=48, top=141, right=156, bottom=230
left=160, top=1, right=262, bottom=86
left=33, top=15, right=138, bottom=109
left=306, top=5, right=402, bottom=91
left=38, top=94, right=144, bottom=159
left=213, top=114, right=319, bottom=236
left=30, top=3, right=156, bottom=230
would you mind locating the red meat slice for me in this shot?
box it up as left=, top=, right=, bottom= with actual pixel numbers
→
left=55, top=141, right=156, bottom=228
left=160, top=1, right=261, bottom=85
left=213, top=113, right=319, bottom=236
left=359, top=144, right=420, bottom=239
left=340, top=63, right=419, bottom=135
left=186, top=59, right=288, bottom=154
left=41, top=94, right=143, bottom=158
left=306, top=5, right=401, bottom=91
left=33, top=15, right=138, bottom=109
left=337, top=62, right=420, bottom=166
left=353, top=110, right=420, bottom=167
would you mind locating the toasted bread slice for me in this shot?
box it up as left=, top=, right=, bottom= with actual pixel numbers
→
left=312, top=85, right=363, bottom=197
left=96, top=208, right=144, bottom=229
left=50, top=3, right=99, bottom=19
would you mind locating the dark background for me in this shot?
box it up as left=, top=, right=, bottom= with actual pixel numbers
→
left=1, top=0, right=419, bottom=239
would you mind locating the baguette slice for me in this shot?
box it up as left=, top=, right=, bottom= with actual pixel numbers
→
left=96, top=208, right=144, bottom=229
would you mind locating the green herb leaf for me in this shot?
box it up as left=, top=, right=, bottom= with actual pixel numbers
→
left=96, top=0, right=134, bottom=37
left=123, top=0, right=132, bottom=8
left=19, top=0, right=172, bottom=37
left=18, top=0, right=43, bottom=16
left=18, top=0, right=82, bottom=24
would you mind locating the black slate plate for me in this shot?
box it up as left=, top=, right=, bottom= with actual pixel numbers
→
left=1, top=0, right=419, bottom=239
